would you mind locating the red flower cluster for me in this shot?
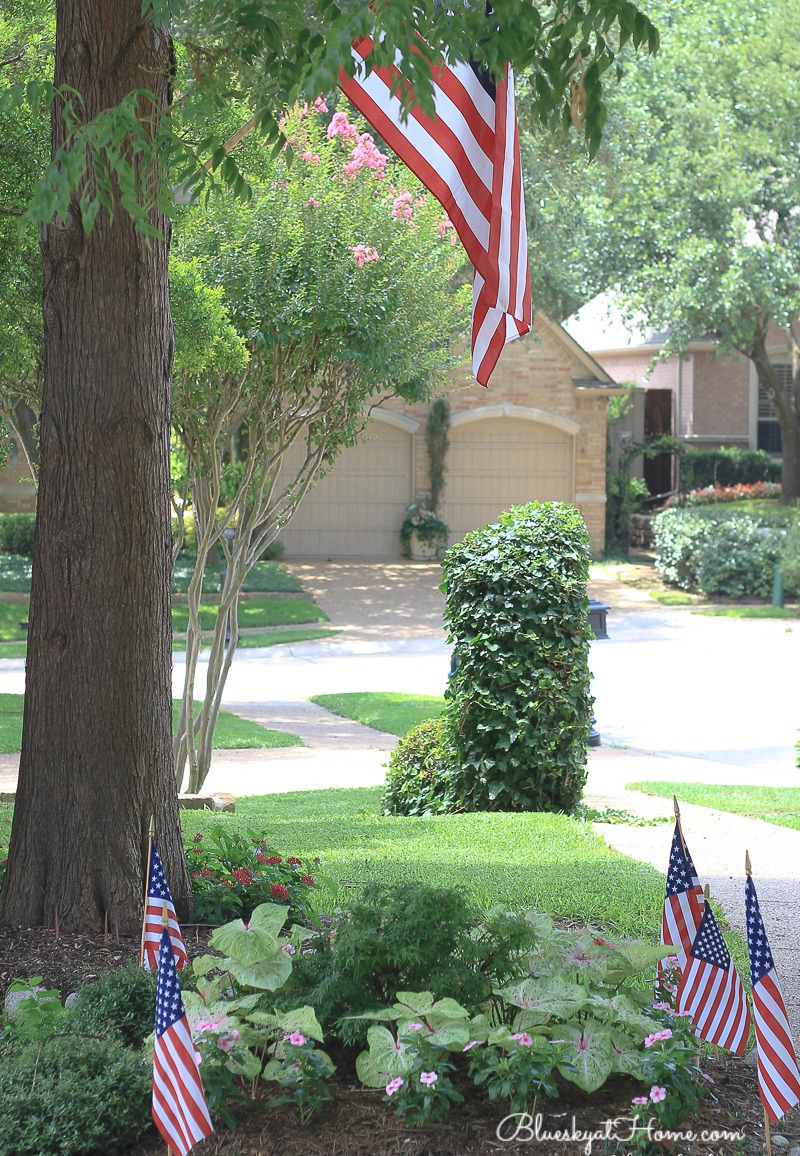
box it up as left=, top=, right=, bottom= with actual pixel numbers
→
left=301, top=875, right=314, bottom=886
left=232, top=868, right=251, bottom=887
left=270, top=883, right=290, bottom=900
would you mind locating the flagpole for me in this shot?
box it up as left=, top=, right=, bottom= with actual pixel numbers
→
left=139, top=816, right=155, bottom=967
left=673, top=794, right=689, bottom=857
left=158, top=901, right=176, bottom=1156
left=747, top=851, right=771, bottom=1156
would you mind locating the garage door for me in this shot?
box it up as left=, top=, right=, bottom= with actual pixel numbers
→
left=278, top=420, right=413, bottom=556
left=441, top=417, right=574, bottom=543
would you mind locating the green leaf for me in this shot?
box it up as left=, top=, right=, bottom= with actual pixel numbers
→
left=208, top=903, right=289, bottom=964
left=557, top=1022, right=615, bottom=1093
left=355, top=1024, right=416, bottom=1088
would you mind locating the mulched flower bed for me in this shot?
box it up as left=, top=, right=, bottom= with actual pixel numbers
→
left=2, top=924, right=798, bottom=1155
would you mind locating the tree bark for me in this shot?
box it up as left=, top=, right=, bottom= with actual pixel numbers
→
left=0, top=1, right=189, bottom=932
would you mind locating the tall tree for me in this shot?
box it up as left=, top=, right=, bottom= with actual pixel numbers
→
left=522, top=0, right=800, bottom=500
left=0, top=0, right=659, bottom=932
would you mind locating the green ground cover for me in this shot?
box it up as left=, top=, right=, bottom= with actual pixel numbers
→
left=629, top=781, right=800, bottom=832
left=183, top=786, right=667, bottom=939
left=171, top=596, right=327, bottom=633
left=649, top=591, right=697, bottom=606
left=310, top=691, right=445, bottom=736
left=0, top=694, right=299, bottom=753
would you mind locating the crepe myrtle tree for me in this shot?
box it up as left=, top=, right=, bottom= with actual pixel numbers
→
left=0, top=0, right=658, bottom=932
left=171, top=103, right=469, bottom=793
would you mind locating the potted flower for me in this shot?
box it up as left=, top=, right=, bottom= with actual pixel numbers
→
left=399, top=502, right=449, bottom=561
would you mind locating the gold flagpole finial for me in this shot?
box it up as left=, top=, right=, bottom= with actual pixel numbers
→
left=162, top=901, right=170, bottom=931
left=149, top=815, right=155, bottom=838
left=673, top=794, right=681, bottom=820
left=703, top=883, right=710, bottom=900
left=745, top=850, right=752, bottom=877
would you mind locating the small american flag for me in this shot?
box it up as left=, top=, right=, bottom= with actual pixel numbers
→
left=677, top=899, right=751, bottom=1054
left=152, top=927, right=214, bottom=1155
left=746, top=875, right=800, bottom=1123
left=338, top=38, right=531, bottom=386
left=143, top=840, right=188, bottom=971
left=660, top=821, right=704, bottom=978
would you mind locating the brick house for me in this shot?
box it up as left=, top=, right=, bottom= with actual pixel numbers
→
left=564, top=292, right=788, bottom=493
left=0, top=314, right=619, bottom=556
left=277, top=314, right=620, bottom=557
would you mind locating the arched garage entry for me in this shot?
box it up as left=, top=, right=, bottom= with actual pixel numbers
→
left=441, top=404, right=577, bottom=544
left=277, top=410, right=417, bottom=557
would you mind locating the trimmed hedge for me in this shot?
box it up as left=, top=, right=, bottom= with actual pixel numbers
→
left=681, top=448, right=781, bottom=490
left=385, top=502, right=594, bottom=817
left=0, top=1034, right=151, bottom=1156
left=653, top=507, right=785, bottom=598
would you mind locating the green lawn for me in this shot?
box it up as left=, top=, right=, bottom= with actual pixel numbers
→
left=629, top=781, right=800, bottom=832
left=0, top=693, right=300, bottom=753
left=695, top=606, right=799, bottom=619
left=182, top=786, right=667, bottom=939
left=171, top=596, right=327, bottom=633
left=172, top=627, right=340, bottom=653
left=310, top=691, right=445, bottom=736
left=171, top=558, right=302, bottom=595
left=649, top=591, right=698, bottom=606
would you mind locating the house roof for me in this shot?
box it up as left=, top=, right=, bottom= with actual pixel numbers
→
left=535, top=314, right=622, bottom=389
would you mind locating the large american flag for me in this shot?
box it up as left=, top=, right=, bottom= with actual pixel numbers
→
left=152, top=927, right=214, bottom=1155
left=660, top=821, right=705, bottom=977
left=143, top=840, right=188, bottom=971
left=338, top=37, right=531, bottom=386
left=677, top=899, right=751, bottom=1054
left=746, top=875, right=800, bottom=1122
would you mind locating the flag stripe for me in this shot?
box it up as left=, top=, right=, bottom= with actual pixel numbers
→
left=339, top=34, right=531, bottom=386
left=677, top=899, right=751, bottom=1054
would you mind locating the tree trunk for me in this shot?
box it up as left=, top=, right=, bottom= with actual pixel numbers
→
left=0, top=0, right=189, bottom=933
left=751, top=332, right=800, bottom=505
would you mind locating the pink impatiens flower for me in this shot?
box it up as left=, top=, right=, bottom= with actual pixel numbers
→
left=285, top=1031, right=306, bottom=1047
left=510, top=1032, right=534, bottom=1047
left=650, top=1086, right=667, bottom=1103
left=405, top=1022, right=425, bottom=1032
left=632, top=1096, right=649, bottom=1106
left=462, top=1040, right=482, bottom=1052
left=385, top=1077, right=404, bottom=1096
left=419, top=1071, right=438, bottom=1086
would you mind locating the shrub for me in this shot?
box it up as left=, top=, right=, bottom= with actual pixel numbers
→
left=0, top=513, right=36, bottom=556
left=441, top=502, right=592, bottom=814
left=781, top=528, right=800, bottom=599
left=653, top=508, right=784, bottom=598
left=284, top=883, right=536, bottom=1044
left=383, top=716, right=462, bottom=815
left=67, top=964, right=156, bottom=1048
left=681, top=447, right=781, bottom=490
left=0, top=1035, right=151, bottom=1156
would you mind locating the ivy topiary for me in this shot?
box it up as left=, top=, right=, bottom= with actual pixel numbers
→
left=441, top=502, right=593, bottom=814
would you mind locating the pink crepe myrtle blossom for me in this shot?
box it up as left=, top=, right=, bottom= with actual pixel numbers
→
left=385, top=1077, right=404, bottom=1096
left=348, top=244, right=380, bottom=267
left=307, top=197, right=319, bottom=208
left=327, top=110, right=358, bottom=140
left=342, top=132, right=387, bottom=179
left=300, top=150, right=320, bottom=164
left=650, top=1086, right=667, bottom=1103
left=391, top=192, right=414, bottom=220
left=419, top=1071, right=438, bottom=1086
